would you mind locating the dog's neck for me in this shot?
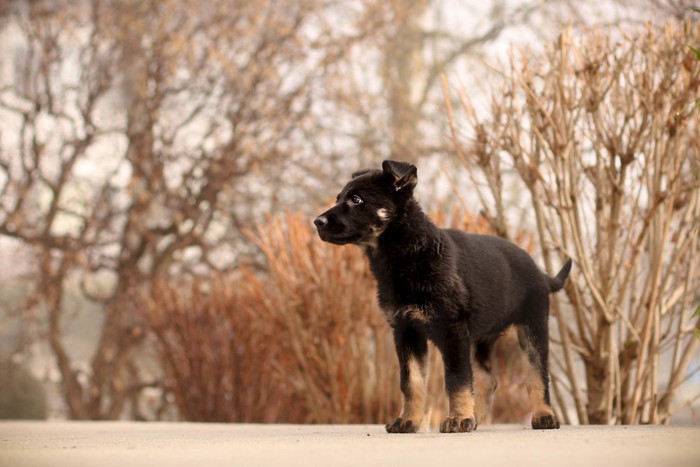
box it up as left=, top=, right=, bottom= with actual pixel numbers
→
left=363, top=198, right=439, bottom=257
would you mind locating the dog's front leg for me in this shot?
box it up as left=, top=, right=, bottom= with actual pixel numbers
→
left=437, top=327, right=477, bottom=433
left=385, top=324, right=428, bottom=434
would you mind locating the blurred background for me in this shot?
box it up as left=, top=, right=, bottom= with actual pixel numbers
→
left=0, top=0, right=698, bottom=426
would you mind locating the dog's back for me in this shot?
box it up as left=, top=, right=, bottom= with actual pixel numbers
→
left=446, top=231, right=553, bottom=335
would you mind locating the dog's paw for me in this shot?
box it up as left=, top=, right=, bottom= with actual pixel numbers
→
left=440, top=416, right=476, bottom=433
left=531, top=412, right=560, bottom=430
left=385, top=417, right=419, bottom=434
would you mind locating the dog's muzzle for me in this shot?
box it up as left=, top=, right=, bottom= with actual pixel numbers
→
left=314, top=213, right=350, bottom=244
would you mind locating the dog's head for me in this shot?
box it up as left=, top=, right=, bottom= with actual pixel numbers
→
left=314, top=160, right=417, bottom=247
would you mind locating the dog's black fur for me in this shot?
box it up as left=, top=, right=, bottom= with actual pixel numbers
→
left=314, top=160, right=571, bottom=433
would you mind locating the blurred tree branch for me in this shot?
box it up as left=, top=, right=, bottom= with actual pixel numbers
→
left=0, top=0, right=368, bottom=419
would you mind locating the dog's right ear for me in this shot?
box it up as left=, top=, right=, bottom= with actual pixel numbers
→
left=382, top=160, right=417, bottom=192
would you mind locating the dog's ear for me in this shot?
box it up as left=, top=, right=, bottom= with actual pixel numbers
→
left=382, top=160, right=417, bottom=192
left=351, top=169, right=372, bottom=179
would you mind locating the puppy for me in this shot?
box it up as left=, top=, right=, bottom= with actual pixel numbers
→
left=314, top=160, right=571, bottom=433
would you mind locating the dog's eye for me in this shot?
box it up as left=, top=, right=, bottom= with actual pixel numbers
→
left=350, top=195, right=363, bottom=205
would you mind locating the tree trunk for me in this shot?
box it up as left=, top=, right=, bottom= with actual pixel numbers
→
left=585, top=323, right=614, bottom=424
left=383, top=0, right=429, bottom=162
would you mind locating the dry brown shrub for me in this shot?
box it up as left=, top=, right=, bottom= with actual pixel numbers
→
left=242, top=212, right=398, bottom=423
left=139, top=276, right=303, bottom=422
left=140, top=209, right=539, bottom=424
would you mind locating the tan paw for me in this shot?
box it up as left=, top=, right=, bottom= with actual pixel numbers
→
left=385, top=417, right=419, bottom=433
left=440, top=416, right=476, bottom=433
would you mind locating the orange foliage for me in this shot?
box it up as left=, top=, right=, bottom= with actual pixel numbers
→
left=140, top=210, right=535, bottom=424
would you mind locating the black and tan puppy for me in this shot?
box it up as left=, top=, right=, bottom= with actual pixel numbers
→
left=314, top=160, right=571, bottom=433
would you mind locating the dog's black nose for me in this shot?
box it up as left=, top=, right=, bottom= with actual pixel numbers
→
left=314, top=216, right=328, bottom=228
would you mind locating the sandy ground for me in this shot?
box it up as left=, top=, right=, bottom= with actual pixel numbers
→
left=1, top=422, right=699, bottom=467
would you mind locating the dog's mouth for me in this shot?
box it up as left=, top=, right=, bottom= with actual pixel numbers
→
left=317, top=229, right=363, bottom=245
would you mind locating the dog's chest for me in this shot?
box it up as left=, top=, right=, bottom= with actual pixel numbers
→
left=368, top=248, right=462, bottom=326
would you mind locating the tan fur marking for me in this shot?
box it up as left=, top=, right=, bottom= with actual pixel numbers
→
left=399, top=356, right=428, bottom=426
left=448, top=387, right=475, bottom=419
left=526, top=369, right=553, bottom=416
left=517, top=325, right=555, bottom=418
left=395, top=306, right=430, bottom=324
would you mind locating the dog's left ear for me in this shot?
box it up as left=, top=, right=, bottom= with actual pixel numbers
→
left=382, top=160, right=417, bottom=192
left=351, top=169, right=372, bottom=179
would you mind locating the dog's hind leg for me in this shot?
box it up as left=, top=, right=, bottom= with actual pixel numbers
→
left=473, top=339, right=498, bottom=426
left=386, top=324, right=429, bottom=433
left=516, top=317, right=560, bottom=430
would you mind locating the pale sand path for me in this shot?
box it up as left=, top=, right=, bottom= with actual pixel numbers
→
left=1, top=422, right=698, bottom=467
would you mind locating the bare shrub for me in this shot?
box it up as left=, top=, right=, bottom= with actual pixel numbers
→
left=242, top=212, right=398, bottom=423
left=139, top=276, right=302, bottom=422
left=444, top=21, right=700, bottom=424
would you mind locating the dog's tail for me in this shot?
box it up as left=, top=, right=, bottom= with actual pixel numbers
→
left=547, top=258, right=572, bottom=293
